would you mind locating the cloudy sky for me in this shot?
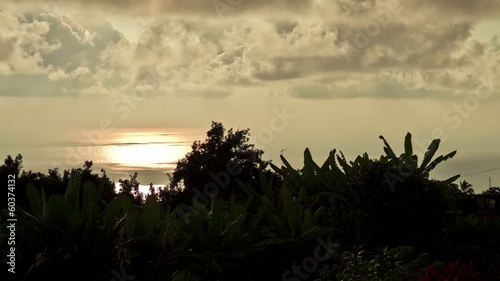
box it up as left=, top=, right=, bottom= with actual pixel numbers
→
left=1, top=0, right=499, bottom=191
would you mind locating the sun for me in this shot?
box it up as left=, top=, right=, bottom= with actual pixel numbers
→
left=107, top=130, right=190, bottom=169
left=110, top=143, right=172, bottom=168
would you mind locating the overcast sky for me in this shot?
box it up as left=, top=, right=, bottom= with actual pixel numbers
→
left=1, top=0, right=499, bottom=191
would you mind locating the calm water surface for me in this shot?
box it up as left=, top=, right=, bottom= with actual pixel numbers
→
left=2, top=128, right=199, bottom=193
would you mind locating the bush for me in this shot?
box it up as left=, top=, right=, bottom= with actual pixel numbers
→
left=317, top=246, right=429, bottom=281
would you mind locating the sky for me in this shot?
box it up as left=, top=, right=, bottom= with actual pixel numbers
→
left=0, top=0, right=500, bottom=192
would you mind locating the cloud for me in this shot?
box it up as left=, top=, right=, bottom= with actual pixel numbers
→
left=0, top=0, right=499, bottom=99
left=407, top=0, right=500, bottom=20
left=80, top=81, right=112, bottom=96
left=4, top=0, right=500, bottom=19
left=0, top=35, right=15, bottom=61
left=287, top=79, right=443, bottom=100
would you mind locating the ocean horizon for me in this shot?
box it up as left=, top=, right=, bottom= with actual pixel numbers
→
left=2, top=125, right=499, bottom=195
left=0, top=128, right=202, bottom=193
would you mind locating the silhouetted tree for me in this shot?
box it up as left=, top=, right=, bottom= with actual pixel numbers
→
left=161, top=121, right=267, bottom=207
left=459, top=180, right=475, bottom=195
left=482, top=186, right=500, bottom=194
left=69, top=161, right=117, bottom=204
left=118, top=172, right=143, bottom=206
left=0, top=154, right=23, bottom=183
left=1, top=155, right=117, bottom=215
left=0, top=154, right=24, bottom=219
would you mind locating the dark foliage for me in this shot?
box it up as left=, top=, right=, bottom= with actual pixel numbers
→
left=327, top=160, right=453, bottom=257
left=0, top=156, right=116, bottom=220
left=117, top=172, right=144, bottom=206
left=160, top=121, right=268, bottom=207
left=2, top=127, right=499, bottom=281
left=483, top=187, right=500, bottom=194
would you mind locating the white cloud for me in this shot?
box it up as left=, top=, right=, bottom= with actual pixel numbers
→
left=0, top=0, right=499, bottom=100
left=81, top=81, right=112, bottom=96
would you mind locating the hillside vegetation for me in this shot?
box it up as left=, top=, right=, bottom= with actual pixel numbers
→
left=1, top=122, right=499, bottom=281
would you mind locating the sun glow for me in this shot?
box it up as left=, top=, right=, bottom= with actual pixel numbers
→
left=107, top=130, right=190, bottom=169
left=110, top=144, right=177, bottom=168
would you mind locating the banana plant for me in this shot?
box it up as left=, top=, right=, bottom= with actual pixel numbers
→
left=336, top=151, right=372, bottom=175
left=18, top=172, right=138, bottom=278
left=378, top=132, right=460, bottom=183
left=156, top=195, right=270, bottom=277
left=270, top=148, right=346, bottom=206
left=239, top=178, right=329, bottom=261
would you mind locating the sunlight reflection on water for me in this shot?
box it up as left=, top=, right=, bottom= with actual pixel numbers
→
left=24, top=128, right=197, bottom=190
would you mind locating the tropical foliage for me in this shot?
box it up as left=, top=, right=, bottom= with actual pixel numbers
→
left=459, top=180, right=475, bottom=195
left=162, top=121, right=267, bottom=207
left=1, top=126, right=499, bottom=281
left=482, top=187, right=500, bottom=194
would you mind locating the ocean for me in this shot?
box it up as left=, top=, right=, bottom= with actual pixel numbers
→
left=0, top=128, right=202, bottom=194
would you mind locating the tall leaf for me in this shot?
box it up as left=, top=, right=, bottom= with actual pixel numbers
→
left=336, top=151, right=351, bottom=173
left=443, top=174, right=460, bottom=184
left=379, top=135, right=397, bottom=159
left=26, top=183, right=42, bottom=215
left=140, top=194, right=159, bottom=235
left=81, top=181, right=98, bottom=223
left=419, top=139, right=440, bottom=171
left=64, top=171, right=81, bottom=214
left=423, top=150, right=457, bottom=175
left=404, top=132, right=413, bottom=156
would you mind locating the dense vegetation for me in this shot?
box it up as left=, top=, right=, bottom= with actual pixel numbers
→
left=1, top=122, right=499, bottom=281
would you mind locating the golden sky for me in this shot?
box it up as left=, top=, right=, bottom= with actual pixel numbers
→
left=1, top=0, right=499, bottom=191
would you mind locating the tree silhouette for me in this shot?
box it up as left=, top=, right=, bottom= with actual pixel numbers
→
left=0, top=154, right=23, bottom=178
left=482, top=186, right=500, bottom=194
left=459, top=180, right=475, bottom=195
left=118, top=172, right=143, bottom=205
left=161, top=121, right=266, bottom=207
left=0, top=155, right=117, bottom=220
